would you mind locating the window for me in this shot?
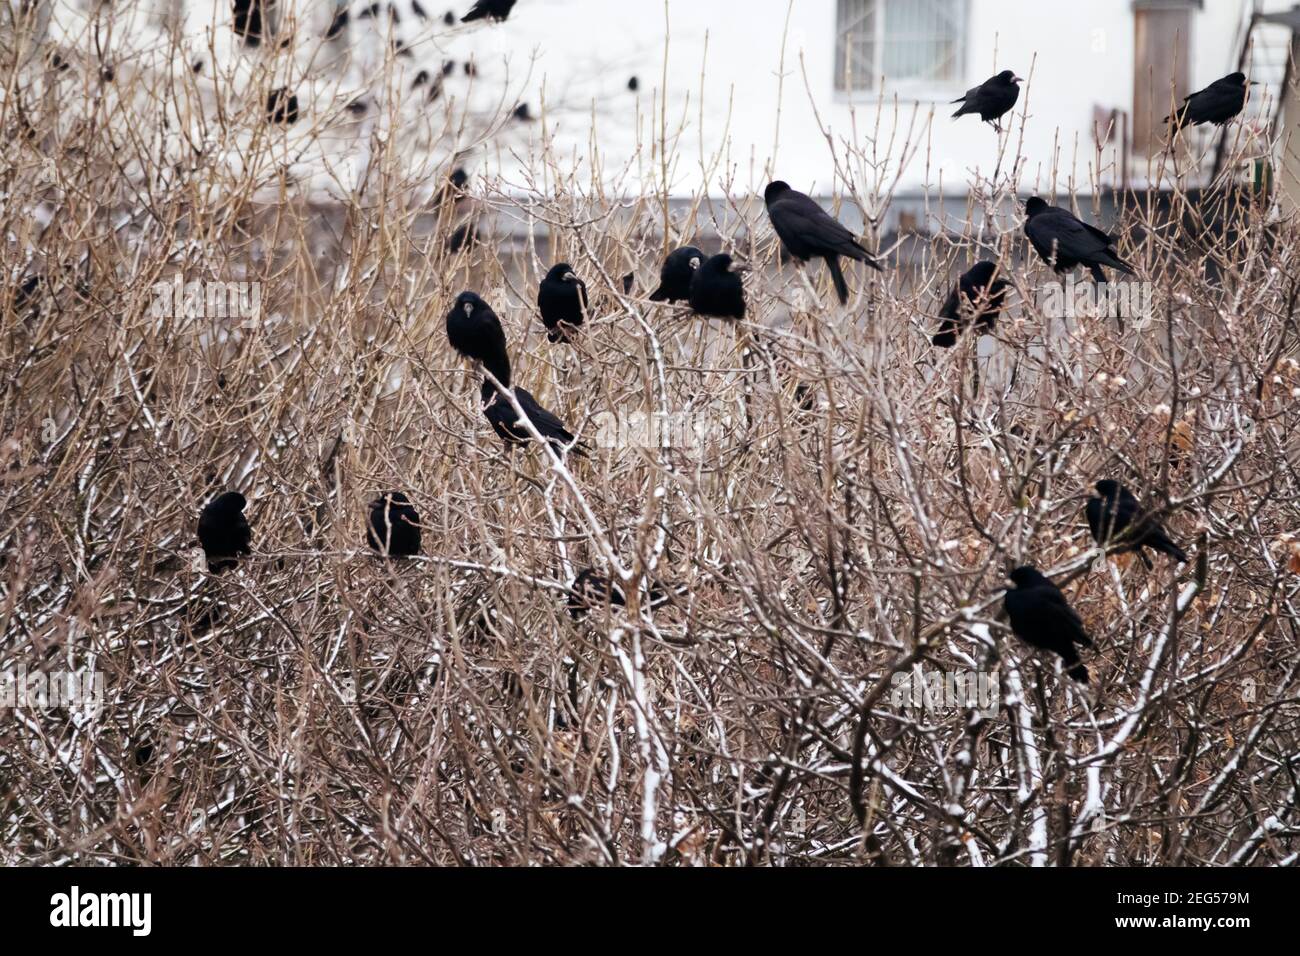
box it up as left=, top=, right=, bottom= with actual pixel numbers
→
left=835, top=0, right=968, bottom=93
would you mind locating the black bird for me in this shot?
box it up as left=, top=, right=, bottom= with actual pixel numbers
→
left=326, top=6, right=349, bottom=37
left=951, top=70, right=1023, bottom=131
left=648, top=246, right=703, bottom=303
left=461, top=0, right=515, bottom=23
left=513, top=103, right=533, bottom=121
left=366, top=491, right=422, bottom=557
left=764, top=181, right=881, bottom=305
left=447, top=222, right=478, bottom=252
left=537, top=263, right=588, bottom=343
left=567, top=568, right=671, bottom=618
left=932, top=261, right=1009, bottom=347
left=1024, top=197, right=1134, bottom=283
left=197, top=491, right=252, bottom=574
left=1086, top=480, right=1187, bottom=568
left=1004, top=566, right=1092, bottom=684
left=481, top=380, right=584, bottom=456
left=688, top=253, right=747, bottom=320
left=411, top=0, right=428, bottom=18
left=266, top=87, right=299, bottom=125
left=1167, top=72, right=1250, bottom=129
left=446, top=291, right=511, bottom=384
left=627, top=76, right=639, bottom=92
left=232, top=0, right=265, bottom=46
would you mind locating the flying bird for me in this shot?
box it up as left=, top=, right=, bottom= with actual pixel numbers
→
left=688, top=253, right=747, bottom=320
left=446, top=291, right=511, bottom=384
left=537, top=263, right=589, bottom=343
left=648, top=246, right=704, bottom=303
left=1085, top=480, right=1187, bottom=568
left=1004, top=566, right=1092, bottom=683
left=764, top=181, right=881, bottom=305
left=1024, top=197, right=1134, bottom=283
left=461, top=0, right=515, bottom=23
left=932, top=261, right=1009, bottom=347
left=1167, top=72, right=1250, bottom=129
left=481, top=380, right=584, bottom=456
left=951, top=70, right=1023, bottom=131
left=198, top=491, right=252, bottom=574
left=366, top=491, right=422, bottom=558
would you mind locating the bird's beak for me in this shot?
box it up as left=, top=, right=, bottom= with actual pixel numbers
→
left=689, top=258, right=701, bottom=269
left=1248, top=81, right=1262, bottom=87
left=1013, top=75, right=1024, bottom=84
left=462, top=302, right=473, bottom=315
left=563, top=272, right=576, bottom=282
left=730, top=262, right=751, bottom=274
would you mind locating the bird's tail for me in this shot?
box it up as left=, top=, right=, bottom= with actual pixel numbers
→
left=931, top=322, right=958, bottom=348
left=826, top=256, right=850, bottom=305
left=1153, top=534, right=1188, bottom=563
left=1138, top=548, right=1154, bottom=571
left=648, top=284, right=669, bottom=302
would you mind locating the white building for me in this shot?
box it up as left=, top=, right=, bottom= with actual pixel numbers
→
left=18, top=0, right=1298, bottom=225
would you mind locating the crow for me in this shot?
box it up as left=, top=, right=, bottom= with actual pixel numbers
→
left=567, top=568, right=671, bottom=618
left=688, top=253, right=747, bottom=320
left=764, top=181, right=881, bottom=305
left=648, top=246, right=704, bottom=303
left=537, top=263, right=588, bottom=343
left=951, top=70, right=1023, bottom=131
left=198, top=491, right=252, bottom=573
left=232, top=0, right=265, bottom=46
left=366, top=491, right=422, bottom=557
left=1086, top=480, right=1187, bottom=568
left=461, top=0, right=515, bottom=23
left=932, top=261, right=1009, bottom=347
left=481, top=380, right=584, bottom=456
left=1167, top=72, right=1250, bottom=129
left=447, top=291, right=511, bottom=384
left=1024, top=197, right=1134, bottom=283
left=266, top=87, right=299, bottom=125
left=1004, top=566, right=1092, bottom=683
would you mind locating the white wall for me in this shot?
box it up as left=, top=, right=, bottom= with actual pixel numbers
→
left=479, top=0, right=1255, bottom=199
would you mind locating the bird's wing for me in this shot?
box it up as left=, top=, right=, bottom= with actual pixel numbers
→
left=1030, top=210, right=1115, bottom=260
left=773, top=194, right=868, bottom=259
left=515, top=387, right=575, bottom=442
left=1012, top=588, right=1092, bottom=648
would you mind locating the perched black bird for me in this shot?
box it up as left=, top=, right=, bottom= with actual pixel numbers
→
left=232, top=0, right=265, bottom=46
left=1167, top=72, right=1250, bottom=129
left=688, top=253, right=747, bottom=320
left=446, top=291, right=511, bottom=384
left=366, top=491, right=422, bottom=557
left=1086, top=480, right=1187, bottom=568
left=537, top=263, right=589, bottom=343
left=933, top=261, right=1009, bottom=347
left=648, top=246, right=703, bottom=303
left=764, top=181, right=881, bottom=305
left=266, top=87, right=299, bottom=125
left=567, top=568, right=671, bottom=618
left=512, top=103, right=533, bottom=121
left=411, top=0, right=428, bottom=18
left=481, top=380, right=584, bottom=455
left=447, top=222, right=478, bottom=253
left=1024, top=197, right=1134, bottom=283
left=627, top=76, right=639, bottom=92
left=951, top=70, right=1023, bottom=130
left=326, top=6, right=349, bottom=37
left=1004, top=566, right=1092, bottom=683
left=197, top=491, right=252, bottom=574
left=12, top=274, right=41, bottom=316
left=461, top=0, right=515, bottom=23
